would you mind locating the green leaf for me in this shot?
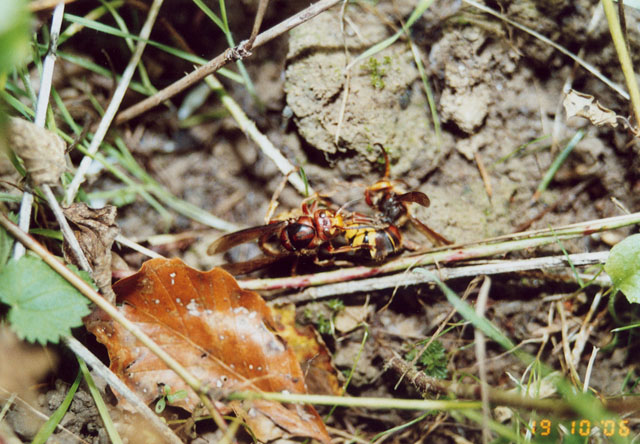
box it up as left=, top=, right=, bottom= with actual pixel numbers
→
left=0, top=0, right=31, bottom=75
left=405, top=340, right=448, bottom=379
left=0, top=255, right=91, bottom=344
left=605, top=234, right=640, bottom=303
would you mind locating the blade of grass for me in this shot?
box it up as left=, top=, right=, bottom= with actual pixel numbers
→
left=229, top=391, right=481, bottom=411
left=100, top=0, right=157, bottom=95
left=30, top=371, right=82, bottom=444
left=532, top=129, right=585, bottom=201
left=409, top=39, right=441, bottom=145
left=77, top=358, right=124, bottom=444
left=192, top=0, right=259, bottom=103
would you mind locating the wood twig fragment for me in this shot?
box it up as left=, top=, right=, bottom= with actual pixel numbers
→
left=474, top=151, right=492, bottom=199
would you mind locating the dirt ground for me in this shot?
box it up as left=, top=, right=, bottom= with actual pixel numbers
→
left=3, top=0, right=640, bottom=443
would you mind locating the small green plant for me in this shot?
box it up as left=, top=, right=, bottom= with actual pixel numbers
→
left=365, top=57, right=391, bottom=89
left=404, top=340, right=448, bottom=379
left=155, top=384, right=188, bottom=413
left=315, top=313, right=333, bottom=335
left=304, top=299, right=345, bottom=335
left=326, top=298, right=345, bottom=312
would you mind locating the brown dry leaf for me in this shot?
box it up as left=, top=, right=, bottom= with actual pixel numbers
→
left=271, top=304, right=343, bottom=396
left=85, top=258, right=330, bottom=443
left=7, top=117, right=66, bottom=185
left=563, top=89, right=618, bottom=128
left=62, top=203, right=119, bottom=302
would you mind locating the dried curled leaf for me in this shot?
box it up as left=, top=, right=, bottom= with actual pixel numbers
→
left=563, top=89, right=618, bottom=128
left=7, top=117, right=66, bottom=185
left=272, top=304, right=343, bottom=396
left=85, top=258, right=330, bottom=443
left=62, top=203, right=119, bottom=302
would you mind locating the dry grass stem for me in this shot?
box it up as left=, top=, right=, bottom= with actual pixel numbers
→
left=475, top=276, right=492, bottom=444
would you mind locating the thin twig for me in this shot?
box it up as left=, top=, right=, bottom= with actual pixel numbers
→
left=115, top=0, right=342, bottom=124
left=247, top=0, right=270, bottom=48
left=64, top=0, right=164, bottom=205
left=64, top=337, right=184, bottom=444
left=28, top=0, right=78, bottom=11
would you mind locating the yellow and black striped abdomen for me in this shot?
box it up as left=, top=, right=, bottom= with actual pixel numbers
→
left=344, top=225, right=402, bottom=260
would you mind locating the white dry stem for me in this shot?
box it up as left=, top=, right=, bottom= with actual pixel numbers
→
left=557, top=301, right=581, bottom=384
left=14, top=3, right=91, bottom=274
left=64, top=337, right=184, bottom=444
left=115, top=234, right=164, bottom=259
left=280, top=251, right=611, bottom=303
left=204, top=76, right=310, bottom=196
left=14, top=2, right=65, bottom=260
left=475, top=276, right=492, bottom=444
left=583, top=346, right=599, bottom=393
left=571, top=290, right=602, bottom=370
left=63, top=0, right=164, bottom=205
